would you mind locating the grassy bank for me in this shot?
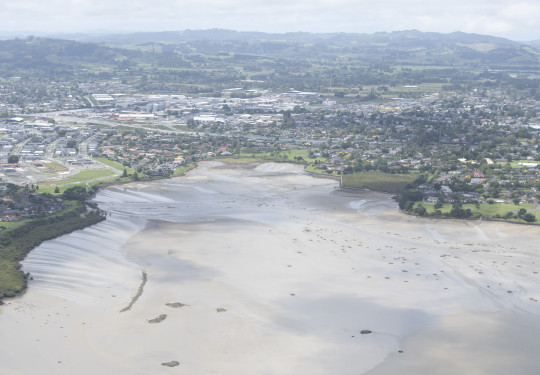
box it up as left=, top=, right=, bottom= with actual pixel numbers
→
left=0, top=157, right=192, bottom=302
left=342, top=171, right=417, bottom=194
left=0, top=202, right=105, bottom=302
left=38, top=169, right=120, bottom=194
left=413, top=201, right=540, bottom=223
left=94, top=157, right=137, bottom=174
left=40, top=169, right=116, bottom=187
left=172, top=162, right=196, bottom=177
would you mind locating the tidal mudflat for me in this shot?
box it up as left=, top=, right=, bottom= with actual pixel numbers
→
left=1, top=161, right=539, bottom=374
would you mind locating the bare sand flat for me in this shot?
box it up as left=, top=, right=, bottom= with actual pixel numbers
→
left=1, top=161, right=539, bottom=374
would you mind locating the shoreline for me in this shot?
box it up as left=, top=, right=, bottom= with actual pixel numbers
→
left=401, top=206, right=540, bottom=226
left=1, top=159, right=536, bottom=304
left=0, top=161, right=199, bottom=304
left=0, top=161, right=539, bottom=374
left=0, top=202, right=106, bottom=303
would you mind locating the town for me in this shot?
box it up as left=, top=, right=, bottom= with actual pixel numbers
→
left=0, top=83, right=538, bottom=223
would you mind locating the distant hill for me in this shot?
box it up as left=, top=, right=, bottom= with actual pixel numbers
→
left=48, top=29, right=540, bottom=68
left=58, top=29, right=521, bottom=47
left=0, top=30, right=538, bottom=90
left=0, top=37, right=147, bottom=76
left=527, top=40, right=540, bottom=49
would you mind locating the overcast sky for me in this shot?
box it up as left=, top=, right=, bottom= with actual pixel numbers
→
left=1, top=0, right=539, bottom=41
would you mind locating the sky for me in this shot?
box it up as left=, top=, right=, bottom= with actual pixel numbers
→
left=1, top=0, right=539, bottom=41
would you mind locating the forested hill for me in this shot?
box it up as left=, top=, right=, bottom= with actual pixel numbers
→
left=55, top=29, right=540, bottom=66
left=1, top=30, right=539, bottom=73
left=0, top=37, right=146, bottom=75
left=63, top=29, right=522, bottom=47
left=1, top=30, right=538, bottom=95
left=527, top=39, right=540, bottom=50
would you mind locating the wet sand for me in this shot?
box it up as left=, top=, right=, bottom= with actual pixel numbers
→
left=1, top=161, right=539, bottom=374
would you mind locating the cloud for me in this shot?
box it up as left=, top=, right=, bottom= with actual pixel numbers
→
left=0, top=0, right=538, bottom=40
left=500, top=2, right=540, bottom=27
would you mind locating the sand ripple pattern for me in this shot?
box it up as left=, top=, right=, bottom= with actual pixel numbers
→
left=22, top=217, right=143, bottom=306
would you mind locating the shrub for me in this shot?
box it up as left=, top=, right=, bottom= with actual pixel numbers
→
left=523, top=213, right=536, bottom=222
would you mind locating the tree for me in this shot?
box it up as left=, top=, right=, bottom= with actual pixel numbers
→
left=66, top=139, right=77, bottom=149
left=505, top=135, right=516, bottom=145
left=122, top=168, right=128, bottom=177
left=133, top=171, right=139, bottom=181
left=414, top=205, right=427, bottom=216
left=6, top=183, right=18, bottom=194
left=281, top=110, right=296, bottom=129
left=62, top=186, right=88, bottom=201
left=7, top=155, right=19, bottom=164
left=516, top=128, right=530, bottom=139
left=54, top=186, right=60, bottom=194
left=449, top=203, right=472, bottom=218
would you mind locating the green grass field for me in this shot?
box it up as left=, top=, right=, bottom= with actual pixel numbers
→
left=415, top=201, right=539, bottom=222
left=43, top=162, right=67, bottom=171
left=37, top=158, right=149, bottom=194
left=342, top=171, right=417, bottom=194
left=40, top=169, right=116, bottom=187
left=0, top=220, right=29, bottom=230
left=510, top=160, right=539, bottom=168
left=94, top=157, right=137, bottom=174
left=38, top=169, right=120, bottom=194
left=275, top=149, right=326, bottom=164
